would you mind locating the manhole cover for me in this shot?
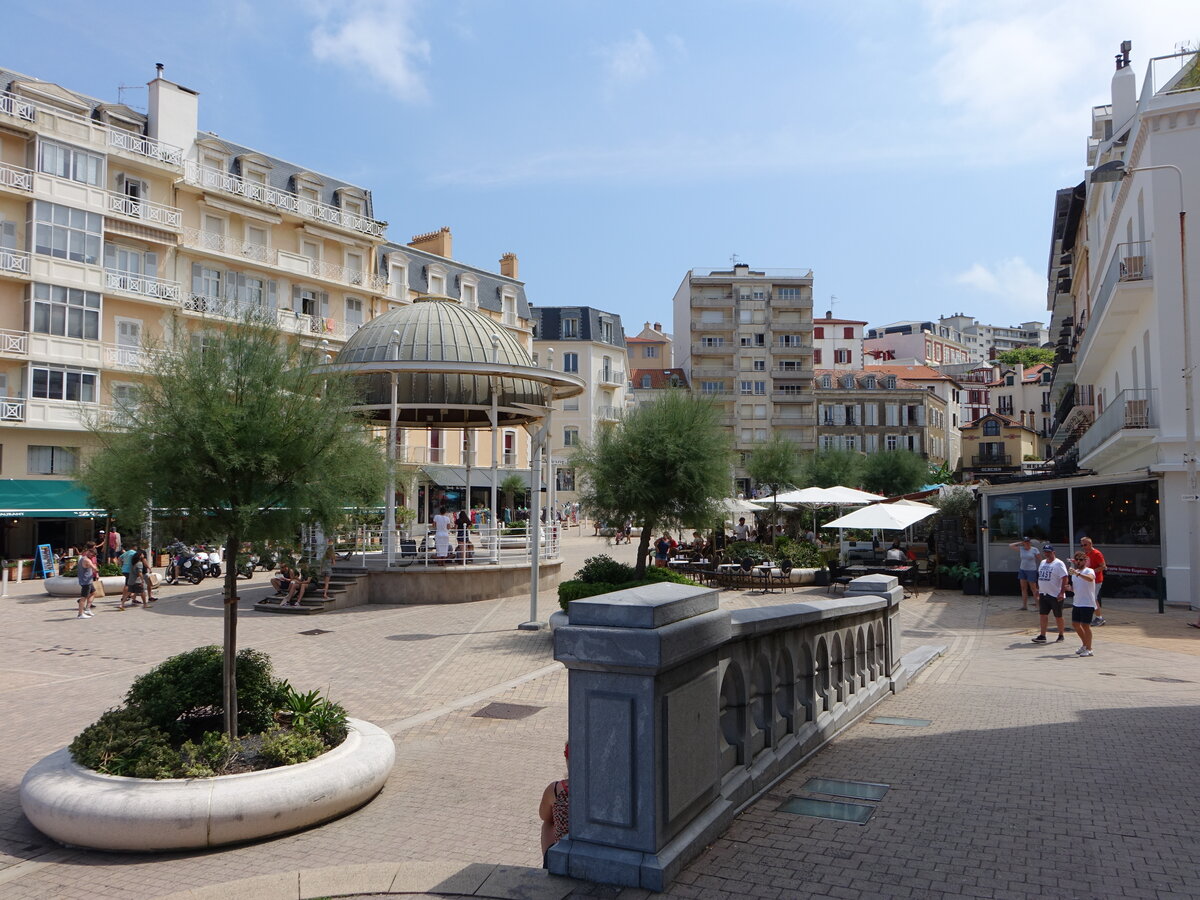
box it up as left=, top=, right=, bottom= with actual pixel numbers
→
left=803, top=778, right=890, bottom=801
left=299, top=628, right=331, bottom=636
left=1143, top=676, right=1192, bottom=683
left=871, top=716, right=931, bottom=727
left=777, top=797, right=876, bottom=824
left=471, top=702, right=543, bottom=720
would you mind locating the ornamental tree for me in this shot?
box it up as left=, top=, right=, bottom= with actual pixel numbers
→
left=574, top=390, right=731, bottom=577
left=83, top=316, right=386, bottom=737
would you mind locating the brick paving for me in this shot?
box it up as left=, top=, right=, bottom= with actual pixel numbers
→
left=2, top=534, right=1199, bottom=899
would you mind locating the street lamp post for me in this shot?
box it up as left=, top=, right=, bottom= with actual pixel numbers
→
left=384, top=329, right=400, bottom=568
left=1091, top=159, right=1193, bottom=609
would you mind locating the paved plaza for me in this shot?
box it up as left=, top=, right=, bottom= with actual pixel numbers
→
left=2, top=532, right=1199, bottom=900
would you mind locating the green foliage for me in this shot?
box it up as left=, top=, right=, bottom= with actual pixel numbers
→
left=772, top=537, right=824, bottom=568
left=179, top=730, right=241, bottom=778
left=861, top=449, right=928, bottom=497
left=995, top=347, right=1055, bottom=367
left=575, top=554, right=636, bottom=585
left=745, top=436, right=800, bottom=498
left=638, top=566, right=698, bottom=585
left=933, top=486, right=976, bottom=520
left=279, top=682, right=348, bottom=744
left=575, top=391, right=732, bottom=577
left=558, top=567, right=700, bottom=610
left=801, top=449, right=864, bottom=489
left=260, top=726, right=327, bottom=767
left=125, top=645, right=286, bottom=738
left=927, top=461, right=954, bottom=485
left=81, top=315, right=388, bottom=736
left=69, top=707, right=181, bottom=779
left=938, top=561, right=981, bottom=580
left=726, top=541, right=769, bottom=563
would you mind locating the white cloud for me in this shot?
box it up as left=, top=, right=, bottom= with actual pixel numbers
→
left=309, top=0, right=431, bottom=104
left=953, top=257, right=1047, bottom=319
left=598, top=30, right=659, bottom=90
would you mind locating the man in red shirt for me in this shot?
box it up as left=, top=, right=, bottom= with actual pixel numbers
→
left=1080, top=536, right=1106, bottom=626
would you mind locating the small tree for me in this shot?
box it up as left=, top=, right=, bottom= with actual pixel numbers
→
left=499, top=473, right=527, bottom=520
left=860, top=450, right=928, bottom=497
left=802, top=449, right=864, bottom=488
left=574, top=391, right=731, bottom=577
left=745, top=436, right=801, bottom=518
left=995, top=347, right=1055, bottom=367
left=83, top=316, right=387, bottom=738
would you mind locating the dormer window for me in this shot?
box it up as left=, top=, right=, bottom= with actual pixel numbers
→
left=884, top=376, right=897, bottom=389
left=841, top=374, right=855, bottom=389
left=460, top=275, right=478, bottom=308
left=863, top=375, right=877, bottom=389
left=641, top=374, right=652, bottom=388
left=983, top=419, right=1001, bottom=436
left=426, top=263, right=447, bottom=295
left=821, top=375, right=832, bottom=389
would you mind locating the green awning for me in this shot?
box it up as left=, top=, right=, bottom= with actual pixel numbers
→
left=0, top=480, right=105, bottom=518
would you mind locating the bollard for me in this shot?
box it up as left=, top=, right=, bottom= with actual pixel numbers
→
left=14, top=561, right=22, bottom=584
left=1, top=566, right=7, bottom=597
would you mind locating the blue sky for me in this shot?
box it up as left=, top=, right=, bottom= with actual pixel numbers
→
left=3, top=1, right=1193, bottom=335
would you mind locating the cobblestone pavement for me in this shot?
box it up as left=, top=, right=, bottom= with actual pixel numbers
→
left=2, top=535, right=1199, bottom=900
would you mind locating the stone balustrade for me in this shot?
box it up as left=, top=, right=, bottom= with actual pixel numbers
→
left=549, top=574, right=922, bottom=891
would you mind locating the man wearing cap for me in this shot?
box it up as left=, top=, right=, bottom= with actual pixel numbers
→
left=1033, top=544, right=1069, bottom=644
left=1008, top=536, right=1041, bottom=610
left=1079, top=537, right=1107, bottom=626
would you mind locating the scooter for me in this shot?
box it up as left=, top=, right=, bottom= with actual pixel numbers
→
left=236, top=554, right=258, bottom=579
left=206, top=548, right=222, bottom=579
left=175, top=553, right=205, bottom=585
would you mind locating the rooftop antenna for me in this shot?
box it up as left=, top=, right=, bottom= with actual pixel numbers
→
left=730, top=253, right=740, bottom=266
left=829, top=294, right=839, bottom=313
left=117, top=83, right=147, bottom=110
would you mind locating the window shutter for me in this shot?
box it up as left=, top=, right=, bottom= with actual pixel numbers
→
left=104, top=243, right=116, bottom=270
left=236, top=272, right=247, bottom=304
left=144, top=250, right=157, bottom=277
left=833, top=406, right=845, bottom=425
left=267, top=280, right=277, bottom=309
left=0, top=220, right=15, bottom=250
left=191, top=262, right=202, bottom=294
left=223, top=269, right=238, bottom=300
left=292, top=285, right=302, bottom=312
left=319, top=292, right=329, bottom=318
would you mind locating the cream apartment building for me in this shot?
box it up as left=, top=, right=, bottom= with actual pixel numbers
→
left=532, top=305, right=628, bottom=507
left=0, top=67, right=535, bottom=552
left=672, top=263, right=815, bottom=495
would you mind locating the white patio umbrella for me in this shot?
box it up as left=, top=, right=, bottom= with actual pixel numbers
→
left=822, top=503, right=938, bottom=531
left=721, top=497, right=767, bottom=514
left=773, top=486, right=885, bottom=534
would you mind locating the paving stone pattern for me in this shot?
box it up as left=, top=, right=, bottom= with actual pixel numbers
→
left=1, top=533, right=1198, bottom=900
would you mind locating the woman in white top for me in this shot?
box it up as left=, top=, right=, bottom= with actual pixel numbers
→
left=432, top=506, right=453, bottom=564
left=1068, top=551, right=1097, bottom=657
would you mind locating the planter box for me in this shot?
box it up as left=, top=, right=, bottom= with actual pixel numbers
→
left=19, top=718, right=394, bottom=852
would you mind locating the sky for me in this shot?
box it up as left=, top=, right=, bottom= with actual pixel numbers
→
left=3, top=0, right=1195, bottom=337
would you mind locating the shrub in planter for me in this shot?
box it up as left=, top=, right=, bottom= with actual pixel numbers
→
left=260, top=726, right=327, bottom=767
left=69, top=707, right=182, bottom=779
left=576, top=554, right=636, bottom=585
left=557, top=562, right=700, bottom=611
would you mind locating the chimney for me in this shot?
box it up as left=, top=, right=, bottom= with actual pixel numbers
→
left=147, top=67, right=199, bottom=156
left=1111, top=40, right=1137, bottom=129
left=734, top=263, right=749, bottom=275
left=825, top=310, right=832, bottom=318
left=408, top=226, right=452, bottom=258
left=653, top=322, right=661, bottom=332
left=499, top=252, right=519, bottom=279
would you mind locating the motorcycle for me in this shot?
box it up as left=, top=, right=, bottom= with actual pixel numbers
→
left=257, top=549, right=280, bottom=571
left=175, top=553, right=205, bottom=585
left=206, top=548, right=222, bottom=579
left=236, top=554, right=258, bottom=579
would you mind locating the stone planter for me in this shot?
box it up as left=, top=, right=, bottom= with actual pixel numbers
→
left=19, top=718, right=394, bottom=852
left=43, top=575, right=128, bottom=597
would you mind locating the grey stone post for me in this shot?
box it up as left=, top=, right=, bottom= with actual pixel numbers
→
left=549, top=582, right=730, bottom=890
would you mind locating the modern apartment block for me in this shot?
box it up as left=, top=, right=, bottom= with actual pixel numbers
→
left=0, top=66, right=534, bottom=553
left=672, top=263, right=815, bottom=495
left=812, top=312, right=867, bottom=370
left=531, top=306, right=628, bottom=505
left=813, top=367, right=952, bottom=465
left=938, top=313, right=1049, bottom=362
left=979, top=43, right=1198, bottom=603
left=864, top=320, right=971, bottom=367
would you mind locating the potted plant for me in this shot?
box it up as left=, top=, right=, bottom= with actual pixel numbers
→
left=938, top=562, right=982, bottom=594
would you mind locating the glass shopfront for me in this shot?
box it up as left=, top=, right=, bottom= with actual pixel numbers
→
left=984, top=479, right=1161, bottom=599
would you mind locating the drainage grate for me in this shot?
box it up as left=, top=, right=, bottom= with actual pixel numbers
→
left=803, top=778, right=890, bottom=801
left=777, top=797, right=876, bottom=824
left=1143, top=676, right=1192, bottom=683
left=299, top=628, right=331, bottom=636
left=871, top=716, right=931, bottom=727
left=471, top=702, right=544, bottom=720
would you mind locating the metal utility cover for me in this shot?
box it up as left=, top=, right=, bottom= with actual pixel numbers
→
left=803, top=778, right=890, bottom=801
left=871, top=716, right=932, bottom=727
left=299, top=629, right=331, bottom=636
left=777, top=797, right=876, bottom=824
left=471, top=702, right=543, bottom=720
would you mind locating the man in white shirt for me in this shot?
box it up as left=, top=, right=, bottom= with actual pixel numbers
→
left=1033, top=544, right=1069, bottom=644
left=733, top=517, right=749, bottom=542
left=1067, top=551, right=1098, bottom=657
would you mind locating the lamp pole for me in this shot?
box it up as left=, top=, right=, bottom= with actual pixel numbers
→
left=385, top=329, right=400, bottom=568
left=1091, top=160, right=1192, bottom=609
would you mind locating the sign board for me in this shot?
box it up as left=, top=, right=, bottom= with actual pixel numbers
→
left=1105, top=564, right=1158, bottom=576
left=35, top=543, right=57, bottom=578
left=1182, top=494, right=1200, bottom=502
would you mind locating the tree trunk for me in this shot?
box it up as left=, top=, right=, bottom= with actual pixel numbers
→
left=634, top=519, right=655, bottom=579
left=223, top=532, right=240, bottom=739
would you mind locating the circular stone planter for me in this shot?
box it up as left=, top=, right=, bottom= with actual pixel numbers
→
left=43, top=573, right=162, bottom=596
left=19, top=718, right=394, bottom=852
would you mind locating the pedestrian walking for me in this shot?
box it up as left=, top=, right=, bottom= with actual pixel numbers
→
left=76, top=546, right=98, bottom=619
left=1067, top=551, right=1098, bottom=656
left=1032, top=544, right=1068, bottom=644
left=118, top=544, right=139, bottom=609
left=1079, top=536, right=1107, bottom=625
left=1008, top=536, right=1041, bottom=610
left=106, top=527, right=121, bottom=565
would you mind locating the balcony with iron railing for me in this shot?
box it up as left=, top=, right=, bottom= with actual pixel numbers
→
left=1077, top=241, right=1152, bottom=372
left=0, top=396, right=25, bottom=421
left=0, top=91, right=183, bottom=168
left=0, top=161, right=34, bottom=192
left=1078, top=388, right=1157, bottom=462
left=970, top=454, right=1014, bottom=467
left=598, top=368, right=624, bottom=387
left=180, top=292, right=359, bottom=341
left=0, top=247, right=32, bottom=279
left=106, top=192, right=182, bottom=229
left=181, top=227, right=273, bottom=265
left=0, top=330, right=28, bottom=355
left=596, top=405, right=622, bottom=421
left=182, top=162, right=386, bottom=238
left=104, top=269, right=183, bottom=302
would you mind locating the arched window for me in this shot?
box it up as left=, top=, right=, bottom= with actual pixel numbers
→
left=983, top=419, right=1000, bottom=436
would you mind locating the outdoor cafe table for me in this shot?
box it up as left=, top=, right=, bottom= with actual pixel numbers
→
left=845, top=564, right=914, bottom=577
left=669, top=557, right=709, bottom=567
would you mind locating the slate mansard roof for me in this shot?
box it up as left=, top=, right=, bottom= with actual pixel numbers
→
left=530, top=307, right=626, bottom=348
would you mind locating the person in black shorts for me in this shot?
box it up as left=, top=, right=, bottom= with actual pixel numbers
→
left=1032, top=544, right=1069, bottom=643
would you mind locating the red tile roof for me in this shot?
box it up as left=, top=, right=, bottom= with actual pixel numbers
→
left=630, top=367, right=689, bottom=388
